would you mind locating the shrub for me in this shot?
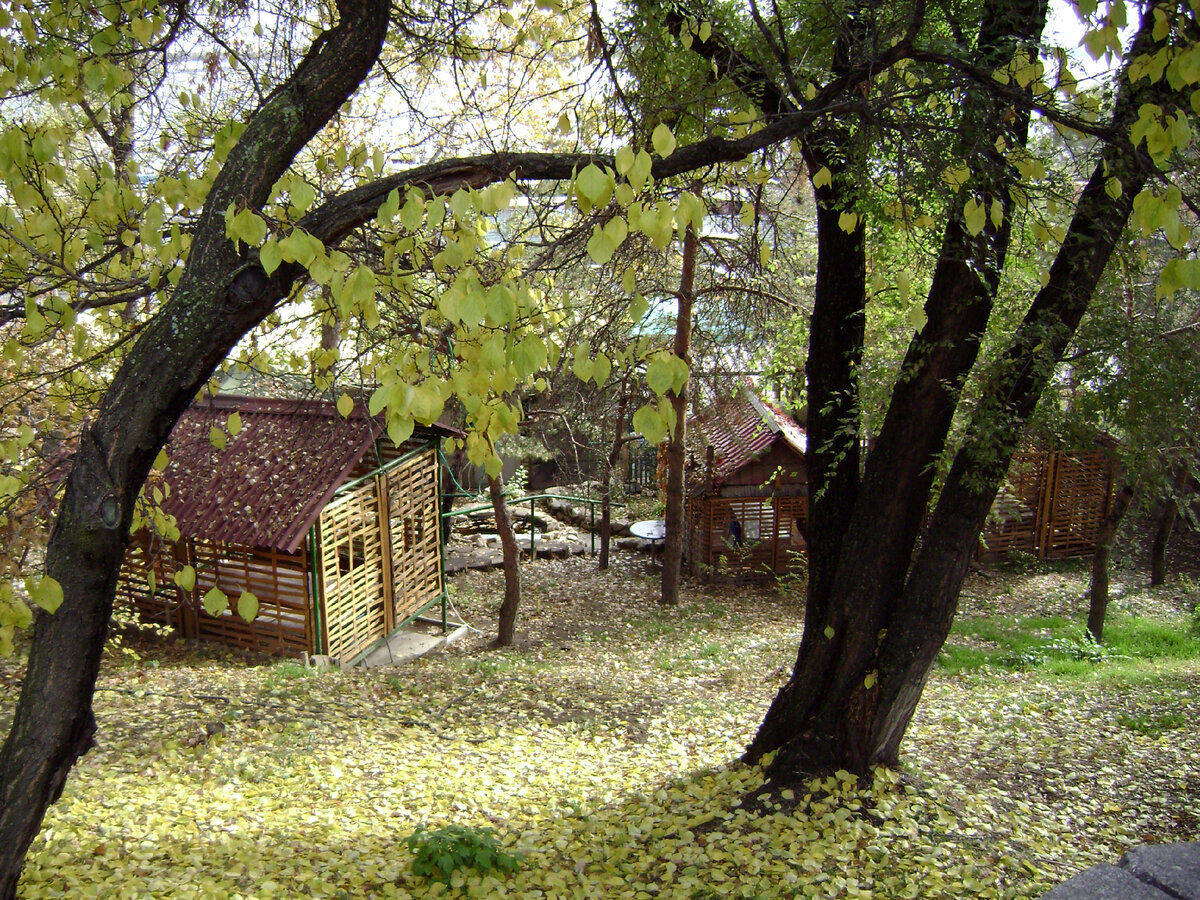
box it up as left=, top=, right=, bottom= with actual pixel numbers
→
left=406, top=824, right=522, bottom=883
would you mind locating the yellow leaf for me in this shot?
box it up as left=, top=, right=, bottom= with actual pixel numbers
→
left=337, top=393, right=355, bottom=418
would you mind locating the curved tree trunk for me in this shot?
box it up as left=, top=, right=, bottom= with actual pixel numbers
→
left=660, top=222, right=699, bottom=606
left=1088, top=483, right=1135, bottom=643
left=489, top=474, right=523, bottom=647
left=0, top=5, right=393, bottom=895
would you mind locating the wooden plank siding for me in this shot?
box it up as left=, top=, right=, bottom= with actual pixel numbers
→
left=978, top=449, right=1115, bottom=562
left=688, top=495, right=808, bottom=584
left=316, top=479, right=388, bottom=661
left=115, top=536, right=313, bottom=656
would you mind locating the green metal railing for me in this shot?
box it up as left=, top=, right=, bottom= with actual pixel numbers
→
left=442, top=492, right=601, bottom=559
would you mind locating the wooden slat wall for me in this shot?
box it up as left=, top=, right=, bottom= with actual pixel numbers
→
left=115, top=534, right=188, bottom=631
left=116, top=536, right=312, bottom=656
left=978, top=450, right=1113, bottom=562
left=316, top=479, right=388, bottom=661
left=383, top=450, right=443, bottom=625
left=688, top=495, right=808, bottom=584
left=190, top=540, right=311, bottom=655
left=1039, top=451, right=1115, bottom=559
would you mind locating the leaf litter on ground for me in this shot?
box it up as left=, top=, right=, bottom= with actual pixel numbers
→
left=3, top=552, right=1199, bottom=898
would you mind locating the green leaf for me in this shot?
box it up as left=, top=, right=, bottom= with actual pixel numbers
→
left=173, top=566, right=196, bottom=592
left=202, top=587, right=228, bottom=617
left=646, top=354, right=675, bottom=395
left=824, top=625, right=835, bottom=639
left=652, top=123, right=676, bottom=158
left=812, top=166, right=832, bottom=189
left=227, top=411, right=242, bottom=436
left=576, top=164, right=613, bottom=207
left=259, top=239, right=282, bottom=275
left=632, top=403, right=668, bottom=445
left=237, top=591, right=259, bottom=623
left=209, top=427, right=227, bottom=450
left=963, top=198, right=987, bottom=236
left=289, top=179, right=316, bottom=215
left=28, top=576, right=63, bottom=614
left=228, top=208, right=266, bottom=246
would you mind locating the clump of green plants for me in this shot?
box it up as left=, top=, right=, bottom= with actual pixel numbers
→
left=1117, top=711, right=1189, bottom=737
left=406, top=824, right=522, bottom=882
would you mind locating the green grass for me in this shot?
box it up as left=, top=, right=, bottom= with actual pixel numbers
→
left=938, top=613, right=1200, bottom=676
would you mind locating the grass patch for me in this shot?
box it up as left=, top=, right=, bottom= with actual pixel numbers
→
left=940, top=612, right=1200, bottom=675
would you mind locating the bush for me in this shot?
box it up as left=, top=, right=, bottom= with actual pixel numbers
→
left=406, top=824, right=522, bottom=883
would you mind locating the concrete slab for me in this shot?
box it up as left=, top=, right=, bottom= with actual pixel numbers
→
left=356, top=620, right=470, bottom=668
left=1122, top=842, right=1200, bottom=900
left=1042, top=864, right=1171, bottom=900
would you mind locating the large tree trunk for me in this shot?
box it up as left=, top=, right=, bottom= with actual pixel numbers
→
left=746, top=0, right=1168, bottom=780
left=660, top=222, right=699, bottom=606
left=1150, top=464, right=1190, bottom=585
left=489, top=474, right=523, bottom=647
left=0, top=5, right=392, bottom=896
left=1088, top=483, right=1135, bottom=642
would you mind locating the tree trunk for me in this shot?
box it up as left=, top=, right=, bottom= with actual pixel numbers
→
left=1088, top=483, right=1135, bottom=643
left=489, top=474, right=523, bottom=647
left=599, top=383, right=629, bottom=571
left=747, top=0, right=1165, bottom=781
left=1150, top=464, right=1189, bottom=585
left=660, top=221, right=699, bottom=606
left=0, top=5, right=392, bottom=896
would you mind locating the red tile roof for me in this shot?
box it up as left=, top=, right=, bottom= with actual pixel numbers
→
left=691, top=390, right=806, bottom=484
left=157, top=395, right=386, bottom=553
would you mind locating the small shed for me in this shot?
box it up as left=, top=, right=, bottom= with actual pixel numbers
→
left=116, top=395, right=454, bottom=661
left=684, top=390, right=809, bottom=583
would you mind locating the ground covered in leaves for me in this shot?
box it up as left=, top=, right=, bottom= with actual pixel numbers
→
left=4, top=551, right=1200, bottom=899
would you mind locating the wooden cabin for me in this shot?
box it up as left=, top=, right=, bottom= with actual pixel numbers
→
left=116, top=395, right=454, bottom=662
left=979, top=446, right=1117, bottom=561
left=684, top=390, right=809, bottom=583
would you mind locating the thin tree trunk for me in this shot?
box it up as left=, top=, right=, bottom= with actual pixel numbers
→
left=0, top=6, right=392, bottom=895
left=661, top=219, right=699, bottom=606
left=1150, top=464, right=1189, bottom=585
left=1088, top=483, right=1135, bottom=642
left=489, top=474, right=522, bottom=647
left=599, top=382, right=629, bottom=571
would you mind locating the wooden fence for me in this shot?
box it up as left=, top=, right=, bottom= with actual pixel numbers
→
left=686, top=494, right=808, bottom=584
left=979, top=449, right=1115, bottom=561
left=315, top=448, right=443, bottom=660
left=116, top=536, right=312, bottom=656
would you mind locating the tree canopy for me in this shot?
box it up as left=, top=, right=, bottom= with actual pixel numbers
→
left=2, top=0, right=1199, bottom=893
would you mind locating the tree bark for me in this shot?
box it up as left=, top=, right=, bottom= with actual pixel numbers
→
left=0, top=4, right=393, bottom=895
left=746, top=0, right=1174, bottom=780
left=599, top=383, right=630, bottom=571
left=1088, top=483, right=1135, bottom=643
left=661, top=221, right=699, bottom=606
left=1150, top=464, right=1190, bottom=585
left=489, top=474, right=523, bottom=647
